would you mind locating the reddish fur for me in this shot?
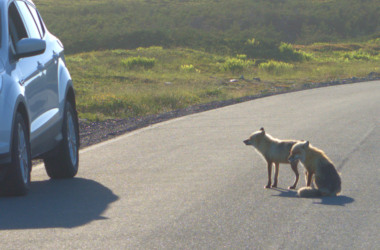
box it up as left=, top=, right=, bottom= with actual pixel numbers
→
left=289, top=141, right=341, bottom=197
left=244, top=128, right=300, bottom=189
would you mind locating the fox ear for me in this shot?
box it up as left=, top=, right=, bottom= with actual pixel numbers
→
left=304, top=141, right=310, bottom=148
left=260, top=127, right=265, bottom=134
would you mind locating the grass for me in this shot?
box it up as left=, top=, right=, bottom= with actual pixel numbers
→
left=121, top=56, right=156, bottom=69
left=66, top=41, right=380, bottom=121
left=34, top=0, right=379, bottom=54
left=259, top=60, right=295, bottom=75
left=30, top=0, right=379, bottom=121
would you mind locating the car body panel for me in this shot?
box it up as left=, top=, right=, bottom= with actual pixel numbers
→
left=0, top=0, right=76, bottom=163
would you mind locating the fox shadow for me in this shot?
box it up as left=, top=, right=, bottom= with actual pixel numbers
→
left=0, top=178, right=119, bottom=230
left=270, top=187, right=298, bottom=198
left=271, top=187, right=354, bottom=206
left=313, top=195, right=354, bottom=206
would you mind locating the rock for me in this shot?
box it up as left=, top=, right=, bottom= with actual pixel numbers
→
left=368, top=72, right=379, bottom=79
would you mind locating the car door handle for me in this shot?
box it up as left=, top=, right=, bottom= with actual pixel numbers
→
left=53, top=51, right=59, bottom=62
left=37, top=62, right=44, bottom=71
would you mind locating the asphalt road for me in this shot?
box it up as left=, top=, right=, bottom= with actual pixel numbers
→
left=1, top=81, right=379, bottom=249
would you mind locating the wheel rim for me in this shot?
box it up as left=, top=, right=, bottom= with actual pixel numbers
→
left=18, top=123, right=29, bottom=184
left=67, top=111, right=78, bottom=166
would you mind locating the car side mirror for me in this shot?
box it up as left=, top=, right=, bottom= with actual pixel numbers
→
left=15, top=38, right=46, bottom=59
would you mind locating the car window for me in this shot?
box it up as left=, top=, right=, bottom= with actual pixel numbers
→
left=8, top=2, right=28, bottom=47
left=26, top=3, right=45, bottom=37
left=15, top=1, right=41, bottom=39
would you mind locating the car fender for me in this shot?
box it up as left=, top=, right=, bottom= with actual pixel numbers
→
left=0, top=76, right=28, bottom=162
left=57, top=57, right=74, bottom=116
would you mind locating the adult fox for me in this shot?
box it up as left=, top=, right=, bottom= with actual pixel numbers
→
left=288, top=141, right=341, bottom=197
left=244, top=128, right=300, bottom=189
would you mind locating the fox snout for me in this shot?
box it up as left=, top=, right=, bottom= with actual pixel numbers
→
left=243, top=139, right=251, bottom=145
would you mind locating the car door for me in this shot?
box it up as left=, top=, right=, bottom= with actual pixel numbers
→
left=26, top=2, right=60, bottom=115
left=9, top=1, right=59, bottom=155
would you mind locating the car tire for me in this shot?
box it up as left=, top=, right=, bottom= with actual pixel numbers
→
left=44, top=101, right=79, bottom=179
left=0, top=113, right=31, bottom=196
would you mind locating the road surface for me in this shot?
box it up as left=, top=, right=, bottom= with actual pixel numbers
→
left=1, top=81, right=379, bottom=249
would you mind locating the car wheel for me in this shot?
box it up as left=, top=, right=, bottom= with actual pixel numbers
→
left=0, top=113, right=31, bottom=196
left=44, top=101, right=79, bottom=178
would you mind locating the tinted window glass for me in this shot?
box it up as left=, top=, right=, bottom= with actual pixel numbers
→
left=27, top=4, right=45, bottom=37
left=16, top=1, right=41, bottom=39
left=9, top=2, right=28, bottom=46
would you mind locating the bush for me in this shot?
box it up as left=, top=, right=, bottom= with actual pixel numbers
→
left=221, top=57, right=252, bottom=73
left=246, top=38, right=259, bottom=46
left=343, top=50, right=372, bottom=61
left=121, top=56, right=156, bottom=69
left=259, top=60, right=294, bottom=74
left=278, top=42, right=312, bottom=62
left=180, top=64, right=200, bottom=73
left=236, top=54, right=247, bottom=60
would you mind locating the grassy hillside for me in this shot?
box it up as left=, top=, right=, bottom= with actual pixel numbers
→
left=35, top=0, right=379, bottom=54
left=31, top=0, right=379, bottom=121
left=66, top=41, right=379, bottom=121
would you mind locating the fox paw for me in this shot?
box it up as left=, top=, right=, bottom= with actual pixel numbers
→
left=264, top=184, right=271, bottom=189
left=288, top=186, right=296, bottom=190
left=271, top=183, right=277, bottom=188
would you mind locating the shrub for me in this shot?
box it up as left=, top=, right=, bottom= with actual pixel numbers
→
left=121, top=56, right=156, bottom=69
left=259, top=60, right=294, bottom=74
left=180, top=64, right=200, bottom=73
left=278, top=42, right=313, bottom=62
left=246, top=38, right=259, bottom=46
left=343, top=50, right=372, bottom=61
left=221, top=57, right=252, bottom=73
left=236, top=54, right=247, bottom=60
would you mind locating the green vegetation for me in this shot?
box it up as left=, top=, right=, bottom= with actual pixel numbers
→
left=180, top=64, right=200, bottom=73
left=259, top=60, right=294, bottom=75
left=121, top=56, right=156, bottom=69
left=221, top=57, right=253, bottom=73
left=34, top=0, right=379, bottom=54
left=66, top=41, right=379, bottom=121
left=31, top=0, right=379, bottom=121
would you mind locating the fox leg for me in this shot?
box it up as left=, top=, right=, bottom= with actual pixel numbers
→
left=272, top=163, right=280, bottom=188
left=265, top=161, right=273, bottom=189
left=306, top=171, right=314, bottom=187
left=288, top=161, right=299, bottom=189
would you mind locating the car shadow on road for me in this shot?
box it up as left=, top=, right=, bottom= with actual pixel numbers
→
left=0, top=178, right=119, bottom=230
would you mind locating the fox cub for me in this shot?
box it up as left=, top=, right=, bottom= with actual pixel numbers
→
left=288, top=141, right=341, bottom=197
left=244, top=128, right=300, bottom=189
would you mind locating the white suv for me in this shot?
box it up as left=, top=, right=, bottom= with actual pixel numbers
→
left=0, top=0, right=79, bottom=195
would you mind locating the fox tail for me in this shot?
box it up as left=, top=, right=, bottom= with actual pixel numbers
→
left=297, top=187, right=322, bottom=198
